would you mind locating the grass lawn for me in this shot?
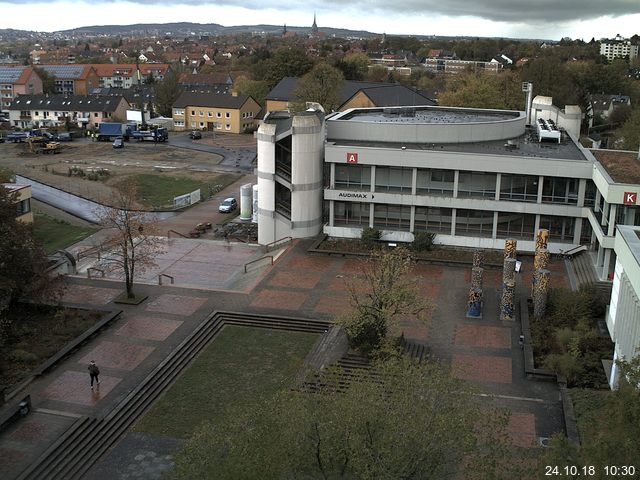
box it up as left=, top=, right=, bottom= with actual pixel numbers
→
left=126, top=173, right=240, bottom=208
left=569, top=388, right=610, bottom=439
left=135, top=326, right=318, bottom=439
left=33, top=213, right=97, bottom=254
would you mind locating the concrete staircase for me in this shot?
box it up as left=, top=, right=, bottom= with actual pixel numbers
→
left=17, top=312, right=331, bottom=480
left=569, top=253, right=612, bottom=297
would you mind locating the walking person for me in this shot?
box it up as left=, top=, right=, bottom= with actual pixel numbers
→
left=88, top=360, right=100, bottom=389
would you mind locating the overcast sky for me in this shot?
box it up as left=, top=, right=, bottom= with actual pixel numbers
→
left=1, top=0, right=639, bottom=40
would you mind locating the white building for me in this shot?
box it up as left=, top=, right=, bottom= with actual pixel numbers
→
left=257, top=104, right=640, bottom=281
left=606, top=225, right=640, bottom=388
left=599, top=35, right=639, bottom=62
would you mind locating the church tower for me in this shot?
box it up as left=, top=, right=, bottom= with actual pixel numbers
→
left=311, top=13, right=318, bottom=35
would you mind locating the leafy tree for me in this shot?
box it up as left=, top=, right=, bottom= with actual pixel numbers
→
left=335, top=52, right=369, bottom=80
left=153, top=72, right=182, bottom=117
left=337, top=247, right=431, bottom=355
left=616, top=106, right=640, bottom=150
left=439, top=70, right=523, bottom=110
left=33, top=66, right=56, bottom=94
left=95, top=180, right=161, bottom=299
left=252, top=47, right=313, bottom=89
left=366, top=65, right=390, bottom=83
left=232, top=75, right=270, bottom=107
left=541, top=353, right=640, bottom=478
left=412, top=231, right=435, bottom=252
left=170, top=356, right=517, bottom=480
left=0, top=185, right=64, bottom=345
left=360, top=226, right=380, bottom=247
left=521, top=57, right=582, bottom=106
left=292, top=62, right=345, bottom=112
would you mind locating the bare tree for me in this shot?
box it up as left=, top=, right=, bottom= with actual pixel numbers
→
left=95, top=181, right=161, bottom=299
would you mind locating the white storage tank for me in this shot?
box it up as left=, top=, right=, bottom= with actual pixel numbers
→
left=240, top=183, right=252, bottom=220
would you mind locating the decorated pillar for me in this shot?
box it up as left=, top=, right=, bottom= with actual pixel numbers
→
left=532, top=247, right=550, bottom=296
left=504, top=238, right=517, bottom=260
left=500, top=281, right=515, bottom=321
left=533, top=269, right=551, bottom=319
left=473, top=249, right=484, bottom=269
left=467, top=288, right=482, bottom=318
left=535, top=229, right=549, bottom=252
left=503, top=258, right=516, bottom=285
left=471, top=267, right=484, bottom=291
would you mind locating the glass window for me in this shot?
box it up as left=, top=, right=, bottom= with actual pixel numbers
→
left=455, top=209, right=494, bottom=237
left=335, top=165, right=371, bottom=191
left=216, top=112, right=222, bottom=118
left=416, top=168, right=454, bottom=196
left=190, top=110, right=195, bottom=116
left=541, top=177, right=578, bottom=205
left=500, top=174, right=538, bottom=202
left=584, top=180, right=597, bottom=207
left=334, top=201, right=369, bottom=226
left=496, top=212, right=536, bottom=240
left=375, top=167, right=413, bottom=193
left=16, top=198, right=31, bottom=216
left=225, top=112, right=230, bottom=118
left=539, top=215, right=575, bottom=242
left=414, top=207, right=452, bottom=233
left=373, top=204, right=411, bottom=231
left=457, top=171, right=496, bottom=198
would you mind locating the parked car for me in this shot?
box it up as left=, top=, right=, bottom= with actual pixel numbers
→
left=189, top=130, right=202, bottom=140
left=218, top=197, right=237, bottom=213
left=113, top=137, right=124, bottom=148
left=57, top=132, right=73, bottom=142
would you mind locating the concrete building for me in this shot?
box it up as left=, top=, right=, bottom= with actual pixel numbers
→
left=606, top=225, right=640, bottom=388
left=257, top=104, right=640, bottom=281
left=530, top=96, right=582, bottom=140
left=0, top=66, right=43, bottom=114
left=37, top=65, right=99, bottom=95
left=600, top=35, right=639, bottom=62
left=422, top=57, right=502, bottom=74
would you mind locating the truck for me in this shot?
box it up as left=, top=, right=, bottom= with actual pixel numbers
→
left=131, top=126, right=168, bottom=142
left=7, top=131, right=30, bottom=142
left=96, top=122, right=128, bottom=142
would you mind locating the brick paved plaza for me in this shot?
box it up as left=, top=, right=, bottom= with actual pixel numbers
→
left=0, top=238, right=568, bottom=479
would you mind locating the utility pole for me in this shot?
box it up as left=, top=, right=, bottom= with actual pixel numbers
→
left=135, top=55, right=146, bottom=128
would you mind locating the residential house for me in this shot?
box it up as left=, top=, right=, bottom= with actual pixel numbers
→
left=89, top=64, right=171, bottom=89
left=0, top=66, right=43, bottom=114
left=172, top=91, right=261, bottom=133
left=589, top=94, right=632, bottom=126
left=3, top=184, right=33, bottom=224
left=8, top=94, right=130, bottom=129
left=178, top=72, right=233, bottom=95
left=37, top=65, right=99, bottom=95
left=264, top=77, right=436, bottom=114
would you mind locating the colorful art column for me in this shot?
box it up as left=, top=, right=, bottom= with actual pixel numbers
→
left=500, top=281, right=516, bottom=321
left=467, top=288, right=482, bottom=318
left=533, top=269, right=551, bottom=319
left=500, top=239, right=517, bottom=321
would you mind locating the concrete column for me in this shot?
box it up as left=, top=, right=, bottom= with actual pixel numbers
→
left=450, top=209, right=457, bottom=236
left=495, top=173, right=501, bottom=201
left=602, top=249, right=612, bottom=281
left=537, top=175, right=544, bottom=203
left=608, top=204, right=617, bottom=236
left=574, top=218, right=583, bottom=245
left=534, top=214, right=540, bottom=236
left=492, top=211, right=498, bottom=238
left=411, top=168, right=417, bottom=196
left=330, top=163, right=335, bottom=188
left=410, top=205, right=415, bottom=232
left=453, top=170, right=459, bottom=198
left=624, top=206, right=636, bottom=225
left=369, top=202, right=374, bottom=227
left=370, top=165, right=375, bottom=193
left=601, top=200, right=609, bottom=227
left=329, top=200, right=334, bottom=227
left=596, top=244, right=604, bottom=270
left=577, top=179, right=586, bottom=207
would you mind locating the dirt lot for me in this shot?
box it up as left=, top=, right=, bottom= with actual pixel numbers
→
left=0, top=139, right=230, bottom=203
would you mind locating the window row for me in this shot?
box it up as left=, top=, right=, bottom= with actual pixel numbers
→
left=333, top=202, right=576, bottom=241
left=334, top=165, right=585, bottom=205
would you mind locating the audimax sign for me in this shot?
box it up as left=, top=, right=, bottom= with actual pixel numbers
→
left=338, top=192, right=369, bottom=199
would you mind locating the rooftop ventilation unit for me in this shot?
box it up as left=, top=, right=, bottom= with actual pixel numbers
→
left=536, top=118, right=561, bottom=143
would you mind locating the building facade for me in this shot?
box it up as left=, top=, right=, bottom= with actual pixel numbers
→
left=257, top=105, right=640, bottom=281
left=599, top=35, right=639, bottom=62
left=3, top=184, right=33, bottom=223
left=606, top=225, right=640, bottom=388
left=172, top=91, right=260, bottom=133
left=0, top=66, right=43, bottom=114
left=37, top=65, right=99, bottom=95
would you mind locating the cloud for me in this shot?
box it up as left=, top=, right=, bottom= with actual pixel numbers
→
left=5, top=0, right=639, bottom=25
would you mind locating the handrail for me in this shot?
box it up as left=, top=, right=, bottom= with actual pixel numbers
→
left=244, top=255, right=274, bottom=273
left=167, top=229, right=188, bottom=238
left=264, top=236, right=293, bottom=253
left=87, top=267, right=105, bottom=279
left=158, top=273, right=174, bottom=285
left=77, top=247, right=101, bottom=262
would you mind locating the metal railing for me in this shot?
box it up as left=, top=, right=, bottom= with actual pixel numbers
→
left=264, top=236, right=293, bottom=253
left=167, top=229, right=188, bottom=238
left=158, top=274, right=174, bottom=285
left=244, top=255, right=273, bottom=273
left=87, top=267, right=105, bottom=279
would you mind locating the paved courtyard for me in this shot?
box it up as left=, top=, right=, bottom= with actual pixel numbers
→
left=0, top=238, right=570, bottom=479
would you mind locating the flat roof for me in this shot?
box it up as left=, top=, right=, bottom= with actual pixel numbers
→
left=590, top=149, right=640, bottom=184
left=333, top=105, right=520, bottom=124
left=2, top=183, right=29, bottom=191
left=330, top=127, right=588, bottom=162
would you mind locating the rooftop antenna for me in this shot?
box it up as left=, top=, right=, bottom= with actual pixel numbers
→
left=136, top=55, right=146, bottom=127
left=522, top=82, right=533, bottom=126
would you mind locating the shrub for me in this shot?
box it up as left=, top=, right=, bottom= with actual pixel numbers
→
left=360, top=227, right=381, bottom=247
left=412, top=232, right=435, bottom=252
left=9, top=349, right=38, bottom=363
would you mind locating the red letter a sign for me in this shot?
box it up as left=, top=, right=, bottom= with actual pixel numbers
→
left=346, top=152, right=358, bottom=164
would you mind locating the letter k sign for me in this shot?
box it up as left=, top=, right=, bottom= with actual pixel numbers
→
left=624, top=192, right=637, bottom=205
